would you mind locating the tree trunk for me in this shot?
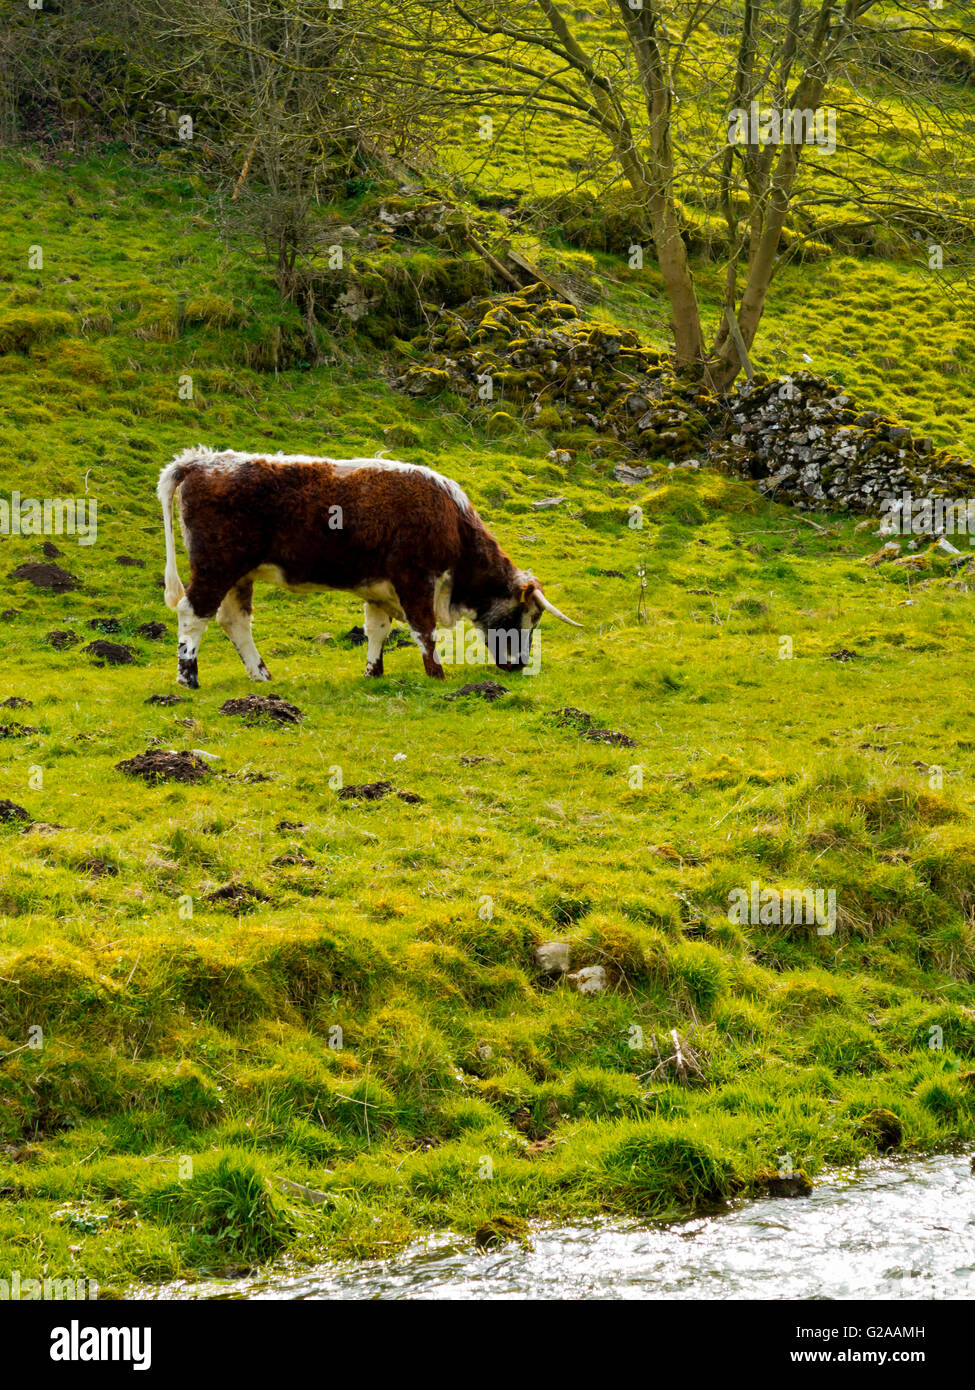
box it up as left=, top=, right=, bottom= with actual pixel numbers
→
left=707, top=1, right=837, bottom=390
left=648, top=191, right=706, bottom=369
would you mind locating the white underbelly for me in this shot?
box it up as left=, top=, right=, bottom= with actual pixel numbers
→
left=248, top=566, right=468, bottom=628
left=352, top=579, right=405, bottom=620
left=249, top=563, right=329, bottom=595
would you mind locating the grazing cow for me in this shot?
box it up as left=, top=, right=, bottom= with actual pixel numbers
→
left=157, top=446, right=580, bottom=688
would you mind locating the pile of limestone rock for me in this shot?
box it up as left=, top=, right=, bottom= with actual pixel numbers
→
left=709, top=372, right=975, bottom=512
left=395, top=285, right=975, bottom=512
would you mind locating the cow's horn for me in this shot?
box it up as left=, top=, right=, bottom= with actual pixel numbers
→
left=531, top=587, right=583, bottom=628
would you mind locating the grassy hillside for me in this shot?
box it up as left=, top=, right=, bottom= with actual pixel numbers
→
left=1, top=152, right=974, bottom=1294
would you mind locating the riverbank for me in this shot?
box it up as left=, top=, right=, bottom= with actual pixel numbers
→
left=138, top=1151, right=974, bottom=1300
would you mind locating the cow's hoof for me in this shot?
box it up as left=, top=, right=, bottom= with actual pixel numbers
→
left=252, top=664, right=271, bottom=682
left=177, top=667, right=199, bottom=690
left=365, top=661, right=384, bottom=678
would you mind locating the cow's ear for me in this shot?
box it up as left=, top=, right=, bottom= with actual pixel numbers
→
left=518, top=582, right=535, bottom=604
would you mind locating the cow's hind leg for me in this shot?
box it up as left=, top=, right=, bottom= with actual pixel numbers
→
left=217, top=580, right=271, bottom=681
left=177, top=573, right=236, bottom=689
left=176, top=595, right=211, bottom=689
left=363, top=601, right=392, bottom=677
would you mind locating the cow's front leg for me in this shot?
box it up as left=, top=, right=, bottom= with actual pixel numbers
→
left=363, top=601, right=392, bottom=677
left=401, top=594, right=444, bottom=680
left=415, top=632, right=444, bottom=678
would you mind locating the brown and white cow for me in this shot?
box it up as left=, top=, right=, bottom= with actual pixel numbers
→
left=157, top=446, right=580, bottom=688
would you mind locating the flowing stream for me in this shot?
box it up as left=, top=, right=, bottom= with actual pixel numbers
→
left=145, top=1152, right=974, bottom=1300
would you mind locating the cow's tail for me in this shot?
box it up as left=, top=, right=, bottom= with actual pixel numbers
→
left=157, top=455, right=190, bottom=609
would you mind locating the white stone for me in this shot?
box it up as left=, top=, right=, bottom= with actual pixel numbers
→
left=568, top=965, right=607, bottom=994
left=534, top=941, right=570, bottom=974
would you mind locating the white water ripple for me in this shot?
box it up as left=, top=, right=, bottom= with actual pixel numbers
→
left=145, top=1152, right=975, bottom=1301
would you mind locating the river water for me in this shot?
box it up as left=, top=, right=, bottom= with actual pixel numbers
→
left=146, top=1152, right=974, bottom=1300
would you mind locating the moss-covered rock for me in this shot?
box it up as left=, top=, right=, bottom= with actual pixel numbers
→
left=473, top=1215, right=530, bottom=1250
left=858, top=1107, right=903, bottom=1152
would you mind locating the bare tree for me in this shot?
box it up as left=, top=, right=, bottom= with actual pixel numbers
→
left=138, top=1, right=366, bottom=295
left=381, top=0, right=975, bottom=388
left=0, top=0, right=436, bottom=293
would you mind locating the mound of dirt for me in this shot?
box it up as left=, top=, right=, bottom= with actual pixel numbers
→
left=0, top=697, right=32, bottom=709
left=585, top=727, right=637, bottom=747
left=552, top=706, right=595, bottom=731
left=338, top=624, right=412, bottom=649
left=115, top=555, right=145, bottom=567
left=551, top=706, right=635, bottom=747
left=0, top=1143, right=41, bottom=1162
left=204, top=881, right=270, bottom=908
left=136, top=622, right=166, bottom=640
left=77, top=856, right=119, bottom=877
left=46, top=630, right=79, bottom=650
left=0, top=799, right=30, bottom=823
left=339, top=780, right=393, bottom=800
left=116, top=749, right=212, bottom=784
left=88, top=616, right=122, bottom=634
left=82, top=641, right=135, bottom=666
left=446, top=680, right=509, bottom=702
left=271, top=850, right=315, bottom=868
left=338, top=781, right=423, bottom=803
left=41, top=541, right=61, bottom=559
left=219, top=693, right=303, bottom=724
left=0, top=722, right=40, bottom=738
left=10, top=562, right=81, bottom=592
left=145, top=693, right=187, bottom=706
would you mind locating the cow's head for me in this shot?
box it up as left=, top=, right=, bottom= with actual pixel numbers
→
left=477, top=570, right=582, bottom=671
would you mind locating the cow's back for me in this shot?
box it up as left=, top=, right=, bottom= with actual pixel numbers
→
left=177, top=452, right=471, bottom=592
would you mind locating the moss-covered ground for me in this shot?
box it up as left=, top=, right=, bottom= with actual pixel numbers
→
left=1, top=152, right=974, bottom=1295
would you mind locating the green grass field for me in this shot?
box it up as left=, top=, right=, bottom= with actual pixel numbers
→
left=1, top=152, right=974, bottom=1295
